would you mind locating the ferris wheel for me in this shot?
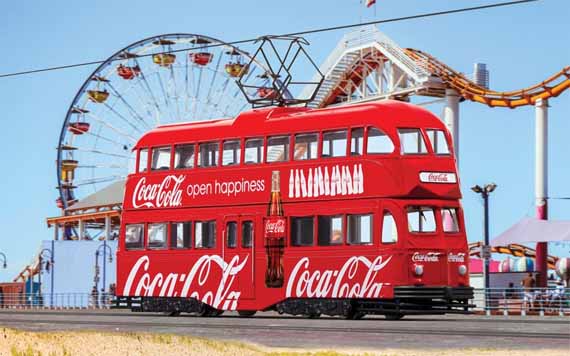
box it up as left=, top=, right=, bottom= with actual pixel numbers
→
left=56, top=33, right=272, bottom=209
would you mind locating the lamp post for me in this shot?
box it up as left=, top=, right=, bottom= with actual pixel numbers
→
left=471, top=183, right=497, bottom=313
left=0, top=252, right=7, bottom=269
left=95, top=242, right=113, bottom=295
left=38, top=248, right=54, bottom=307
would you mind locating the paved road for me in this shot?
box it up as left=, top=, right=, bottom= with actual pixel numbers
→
left=0, top=310, right=568, bottom=351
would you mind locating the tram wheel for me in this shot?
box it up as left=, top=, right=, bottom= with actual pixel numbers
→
left=344, top=310, right=365, bottom=320
left=164, top=311, right=181, bottom=317
left=384, top=313, right=404, bottom=321
left=238, top=310, right=257, bottom=317
left=306, top=313, right=321, bottom=319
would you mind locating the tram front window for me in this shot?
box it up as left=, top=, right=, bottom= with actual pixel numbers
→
left=442, top=208, right=460, bottom=233
left=407, top=206, right=436, bottom=233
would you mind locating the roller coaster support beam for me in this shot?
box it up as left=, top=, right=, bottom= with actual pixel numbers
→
left=444, top=89, right=460, bottom=162
left=535, top=98, right=548, bottom=287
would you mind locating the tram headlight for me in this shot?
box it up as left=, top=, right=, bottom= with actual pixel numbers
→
left=413, top=264, right=424, bottom=277
left=458, top=264, right=467, bottom=276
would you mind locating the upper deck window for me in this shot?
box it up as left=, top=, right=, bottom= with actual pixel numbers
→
left=195, top=220, right=216, bottom=248
left=350, top=128, right=364, bottom=156
left=222, top=140, right=241, bottom=166
left=398, top=128, right=428, bottom=155
left=267, top=135, right=290, bottom=163
left=407, top=206, right=436, bottom=233
left=294, top=133, right=318, bottom=160
left=151, top=147, right=171, bottom=171
left=125, top=224, right=144, bottom=250
left=198, top=142, right=219, bottom=168
left=138, top=149, right=148, bottom=173
left=322, top=130, right=347, bottom=158
left=442, top=208, right=460, bottom=233
left=148, top=223, right=167, bottom=249
left=244, top=138, right=264, bottom=164
left=171, top=222, right=191, bottom=249
left=174, top=144, right=195, bottom=169
left=347, top=214, right=373, bottom=245
left=426, top=129, right=451, bottom=155
left=367, top=127, right=394, bottom=154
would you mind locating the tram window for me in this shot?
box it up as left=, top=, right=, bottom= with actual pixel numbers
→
left=442, top=208, right=460, bottom=233
left=294, top=133, right=318, bottom=160
left=198, top=142, right=219, bottom=167
left=398, top=128, right=428, bottom=155
left=128, top=150, right=137, bottom=174
left=138, top=149, right=148, bottom=173
left=382, top=212, right=398, bottom=244
left=407, top=206, right=436, bottom=233
left=174, top=144, right=195, bottom=169
left=291, top=217, right=314, bottom=246
left=195, top=220, right=216, bottom=248
left=350, top=128, right=364, bottom=156
left=222, top=140, right=241, bottom=166
left=170, top=222, right=191, bottom=249
left=267, top=135, right=290, bottom=163
left=317, top=216, right=343, bottom=246
left=148, top=223, right=167, bottom=249
left=367, top=127, right=394, bottom=154
left=347, top=214, right=373, bottom=245
left=226, top=221, right=237, bottom=248
left=151, top=147, right=171, bottom=171
left=125, top=224, right=144, bottom=250
left=242, top=221, right=254, bottom=248
left=322, top=130, right=347, bottom=157
left=426, top=129, right=451, bottom=155
left=244, top=138, right=264, bottom=164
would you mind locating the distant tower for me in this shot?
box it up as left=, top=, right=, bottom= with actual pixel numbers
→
left=473, top=63, right=490, bottom=89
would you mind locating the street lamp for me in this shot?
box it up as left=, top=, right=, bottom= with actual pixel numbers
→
left=471, top=183, right=497, bottom=313
left=0, top=252, right=7, bottom=269
left=95, top=242, right=113, bottom=295
left=37, top=248, right=54, bottom=307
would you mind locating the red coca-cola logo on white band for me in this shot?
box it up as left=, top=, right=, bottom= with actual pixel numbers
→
left=419, top=172, right=457, bottom=184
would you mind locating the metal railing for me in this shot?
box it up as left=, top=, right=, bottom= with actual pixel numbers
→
left=0, top=293, right=113, bottom=309
left=470, top=287, right=570, bottom=316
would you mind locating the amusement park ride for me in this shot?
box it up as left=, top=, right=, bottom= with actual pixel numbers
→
left=15, top=25, right=568, bottom=295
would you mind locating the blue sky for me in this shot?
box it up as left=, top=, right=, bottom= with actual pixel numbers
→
left=0, top=0, right=568, bottom=281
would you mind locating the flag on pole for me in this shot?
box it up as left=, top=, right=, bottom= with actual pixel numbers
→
left=366, top=0, right=376, bottom=7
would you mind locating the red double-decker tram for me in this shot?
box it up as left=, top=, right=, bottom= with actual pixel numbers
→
left=116, top=100, right=473, bottom=319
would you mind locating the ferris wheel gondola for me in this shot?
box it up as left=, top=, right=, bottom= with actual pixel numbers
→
left=57, top=33, right=271, bottom=210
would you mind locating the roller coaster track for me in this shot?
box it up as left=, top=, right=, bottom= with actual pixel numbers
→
left=406, top=49, right=570, bottom=108
left=468, top=242, right=559, bottom=269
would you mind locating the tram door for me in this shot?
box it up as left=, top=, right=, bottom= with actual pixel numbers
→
left=223, top=215, right=256, bottom=299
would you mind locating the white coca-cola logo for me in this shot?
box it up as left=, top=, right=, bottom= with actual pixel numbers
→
left=132, top=175, right=185, bottom=208
left=448, top=252, right=465, bottom=263
left=419, top=172, right=457, bottom=184
left=412, top=252, right=441, bottom=262
left=265, top=219, right=285, bottom=234
left=123, top=254, right=247, bottom=310
left=288, top=164, right=364, bottom=199
left=286, top=256, right=392, bottom=299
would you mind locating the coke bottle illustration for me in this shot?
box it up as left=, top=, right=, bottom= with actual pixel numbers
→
left=264, top=170, right=285, bottom=288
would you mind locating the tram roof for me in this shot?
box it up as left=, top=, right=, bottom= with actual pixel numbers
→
left=135, top=100, right=444, bottom=148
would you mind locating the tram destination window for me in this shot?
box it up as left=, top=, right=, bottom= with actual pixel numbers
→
left=222, top=140, right=241, bottom=166
left=347, top=214, right=373, bottom=245
left=148, top=223, right=167, bottom=249
left=322, top=130, right=347, bottom=157
left=125, top=224, right=144, bottom=250
left=407, top=206, right=436, bottom=233
left=151, top=147, right=171, bottom=171
left=174, top=144, right=195, bottom=169
left=382, top=212, right=398, bottom=244
left=442, top=208, right=460, bottom=233
left=198, top=142, right=219, bottom=167
left=426, top=129, right=451, bottom=155
left=350, top=128, right=364, bottom=156
left=294, top=133, right=318, bottom=160
left=367, top=127, right=394, bottom=154
left=291, top=217, right=314, bottom=246
left=244, top=138, right=264, bottom=164
left=138, top=149, right=148, bottom=173
left=267, top=135, right=290, bottom=163
left=171, top=222, right=191, bottom=249
left=226, top=221, right=237, bottom=248
left=195, top=221, right=216, bottom=248
left=398, top=128, right=428, bottom=155
left=318, top=216, right=343, bottom=246
left=242, top=221, right=254, bottom=248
